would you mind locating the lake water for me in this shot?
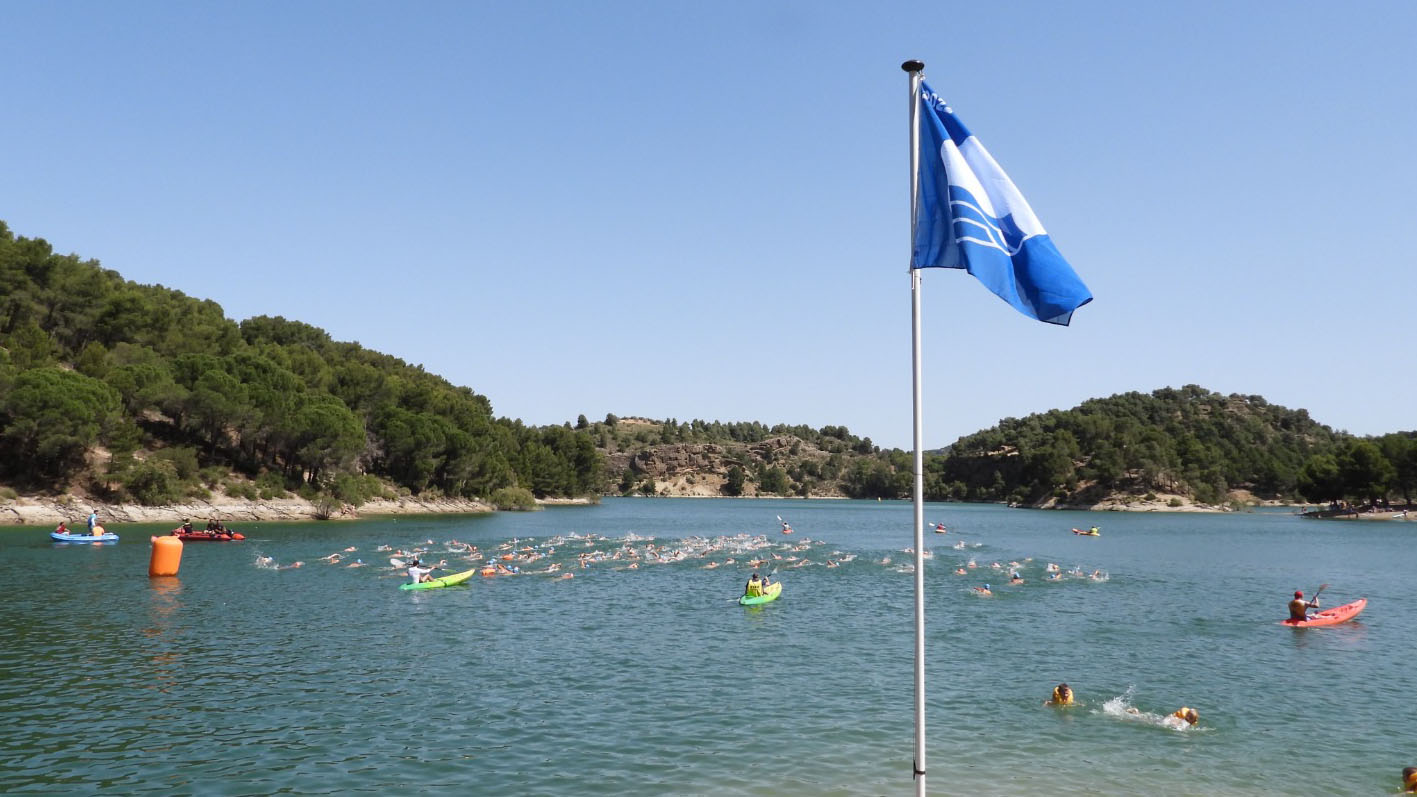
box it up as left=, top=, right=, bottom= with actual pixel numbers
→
left=2, top=498, right=1412, bottom=795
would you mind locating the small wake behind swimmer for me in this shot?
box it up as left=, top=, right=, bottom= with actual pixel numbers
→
left=253, top=552, right=302, bottom=570
left=1098, top=689, right=1203, bottom=732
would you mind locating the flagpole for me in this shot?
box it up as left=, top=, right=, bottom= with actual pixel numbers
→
left=902, top=57, right=927, bottom=797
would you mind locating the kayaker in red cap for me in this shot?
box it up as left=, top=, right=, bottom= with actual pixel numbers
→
left=1288, top=590, right=1319, bottom=622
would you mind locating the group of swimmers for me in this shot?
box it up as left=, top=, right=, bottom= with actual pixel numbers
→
left=963, top=559, right=1108, bottom=595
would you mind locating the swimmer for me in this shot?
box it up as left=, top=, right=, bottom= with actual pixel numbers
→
left=1010, top=573, right=1024, bottom=585
left=557, top=573, right=574, bottom=580
left=320, top=553, right=343, bottom=563
left=343, top=546, right=357, bottom=552
left=1170, top=707, right=1198, bottom=725
left=1046, top=683, right=1074, bottom=706
left=955, top=568, right=967, bottom=575
left=256, top=555, right=275, bottom=568
left=1403, top=767, right=1417, bottom=793
left=973, top=583, right=992, bottom=596
left=278, top=561, right=304, bottom=570
left=346, top=559, right=366, bottom=568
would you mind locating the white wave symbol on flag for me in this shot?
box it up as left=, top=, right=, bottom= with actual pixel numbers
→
left=949, top=195, right=1035, bottom=256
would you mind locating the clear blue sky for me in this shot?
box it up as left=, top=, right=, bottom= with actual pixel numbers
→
left=5, top=1, right=1414, bottom=449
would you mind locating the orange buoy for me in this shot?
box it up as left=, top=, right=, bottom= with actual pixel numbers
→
left=149, top=535, right=183, bottom=577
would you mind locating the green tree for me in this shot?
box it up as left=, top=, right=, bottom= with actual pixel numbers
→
left=723, top=465, right=746, bottom=496
left=1297, top=454, right=1344, bottom=504
left=1378, top=433, right=1417, bottom=505
left=290, top=394, right=366, bottom=485
left=1337, top=440, right=1394, bottom=505
left=0, top=368, right=121, bottom=482
left=759, top=465, right=790, bottom=495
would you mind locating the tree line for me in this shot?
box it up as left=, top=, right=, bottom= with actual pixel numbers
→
left=589, top=387, right=1417, bottom=508
left=0, top=222, right=601, bottom=506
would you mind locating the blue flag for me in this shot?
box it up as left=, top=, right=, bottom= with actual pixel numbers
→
left=911, top=82, right=1092, bottom=325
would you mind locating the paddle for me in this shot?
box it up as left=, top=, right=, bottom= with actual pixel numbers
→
left=1309, top=583, right=1329, bottom=610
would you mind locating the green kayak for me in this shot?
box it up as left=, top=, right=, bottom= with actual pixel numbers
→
left=400, top=567, right=478, bottom=591
left=739, top=581, right=782, bottom=606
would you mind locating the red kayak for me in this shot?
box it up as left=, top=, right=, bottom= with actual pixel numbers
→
left=171, top=529, right=246, bottom=541
left=1281, top=598, right=1366, bottom=627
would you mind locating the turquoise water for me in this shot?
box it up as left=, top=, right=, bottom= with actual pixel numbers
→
left=2, top=499, right=1412, bottom=795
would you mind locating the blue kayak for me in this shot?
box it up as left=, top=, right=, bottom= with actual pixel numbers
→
left=51, top=531, right=118, bottom=543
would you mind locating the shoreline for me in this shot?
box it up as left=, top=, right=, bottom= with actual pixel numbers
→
left=0, top=494, right=510, bottom=527
left=5, top=489, right=1381, bottom=528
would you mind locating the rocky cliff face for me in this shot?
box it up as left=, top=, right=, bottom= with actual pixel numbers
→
left=602, top=437, right=843, bottom=498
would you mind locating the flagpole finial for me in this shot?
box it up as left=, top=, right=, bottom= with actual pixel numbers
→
left=901, top=59, right=924, bottom=73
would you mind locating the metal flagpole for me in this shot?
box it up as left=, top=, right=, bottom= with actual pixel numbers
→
left=901, top=57, right=927, bottom=797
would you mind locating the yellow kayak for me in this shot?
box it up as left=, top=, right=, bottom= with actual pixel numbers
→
left=400, top=567, right=478, bottom=591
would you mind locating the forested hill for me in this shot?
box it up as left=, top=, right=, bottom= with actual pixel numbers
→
left=0, top=222, right=600, bottom=509
left=925, top=385, right=1416, bottom=507
left=4, top=222, right=1412, bottom=513
left=591, top=388, right=1417, bottom=510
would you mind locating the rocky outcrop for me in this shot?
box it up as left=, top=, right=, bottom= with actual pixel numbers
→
left=604, top=437, right=842, bottom=498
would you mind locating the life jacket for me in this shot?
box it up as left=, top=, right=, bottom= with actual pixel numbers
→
left=745, top=581, right=762, bottom=597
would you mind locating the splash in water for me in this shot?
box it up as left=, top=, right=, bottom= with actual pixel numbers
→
left=1099, top=689, right=1197, bottom=732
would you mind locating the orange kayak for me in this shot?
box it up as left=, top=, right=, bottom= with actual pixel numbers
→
left=1281, top=598, right=1366, bottom=627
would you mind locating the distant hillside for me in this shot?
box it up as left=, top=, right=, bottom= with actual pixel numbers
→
left=594, top=389, right=1417, bottom=510
left=0, top=221, right=600, bottom=510
left=585, top=415, right=889, bottom=499
left=926, top=385, right=1415, bottom=508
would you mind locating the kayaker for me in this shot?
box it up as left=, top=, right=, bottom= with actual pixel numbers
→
left=1170, top=707, right=1198, bottom=725
left=1089, top=525, right=1099, bottom=535
left=744, top=572, right=763, bottom=597
left=1046, top=683, right=1074, bottom=706
left=407, top=559, right=436, bottom=584
left=55, top=521, right=70, bottom=535
left=1402, top=767, right=1417, bottom=793
left=179, top=518, right=194, bottom=534
left=1289, top=590, right=1319, bottom=621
